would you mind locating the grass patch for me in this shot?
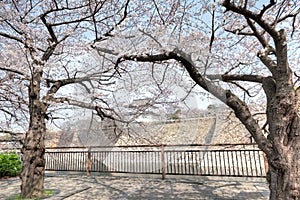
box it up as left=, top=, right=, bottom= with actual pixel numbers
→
left=6, top=189, right=59, bottom=200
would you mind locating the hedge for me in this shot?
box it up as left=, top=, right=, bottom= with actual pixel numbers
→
left=0, top=152, right=22, bottom=178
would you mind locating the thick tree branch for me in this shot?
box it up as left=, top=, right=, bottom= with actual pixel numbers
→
left=207, top=74, right=265, bottom=83
left=45, top=76, right=99, bottom=96
left=115, top=49, right=272, bottom=155
left=245, top=18, right=270, bottom=49
left=274, top=29, right=289, bottom=76
left=257, top=46, right=277, bottom=73
left=40, top=15, right=58, bottom=61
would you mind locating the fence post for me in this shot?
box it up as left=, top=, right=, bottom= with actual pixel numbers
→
left=86, top=147, right=91, bottom=176
left=161, top=144, right=165, bottom=180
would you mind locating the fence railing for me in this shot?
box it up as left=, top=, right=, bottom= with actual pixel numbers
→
left=44, top=143, right=267, bottom=178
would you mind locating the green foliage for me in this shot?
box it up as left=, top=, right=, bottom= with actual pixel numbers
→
left=6, top=189, right=57, bottom=200
left=0, top=152, right=22, bottom=178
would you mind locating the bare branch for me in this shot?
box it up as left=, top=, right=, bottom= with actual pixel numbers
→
left=222, top=0, right=279, bottom=39
left=138, top=29, right=163, bottom=48
left=4, top=20, right=25, bottom=36
left=48, top=97, right=125, bottom=123
left=0, top=32, right=24, bottom=44
left=94, top=0, right=130, bottom=42
left=230, top=81, right=256, bottom=97
left=0, top=67, right=26, bottom=77
left=92, top=44, right=120, bottom=56
left=209, top=5, right=215, bottom=52
left=258, top=0, right=276, bottom=18
left=45, top=75, right=108, bottom=96
left=152, top=0, right=165, bottom=25
left=40, top=15, right=58, bottom=43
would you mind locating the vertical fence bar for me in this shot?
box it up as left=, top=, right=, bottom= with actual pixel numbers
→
left=121, top=152, right=126, bottom=172
left=184, top=152, right=187, bottom=174
left=151, top=151, right=154, bottom=173
left=226, top=150, right=230, bottom=175
left=67, top=152, right=70, bottom=170
left=252, top=150, right=258, bottom=176
left=258, top=151, right=263, bottom=176
left=204, top=150, right=207, bottom=175
left=214, top=151, right=218, bottom=175
left=210, top=151, right=213, bottom=175
left=191, top=151, right=194, bottom=175
left=146, top=151, right=148, bottom=173
left=156, top=151, right=159, bottom=173
left=169, top=151, right=172, bottom=174
left=235, top=150, right=240, bottom=176
left=195, top=151, right=199, bottom=175
left=244, top=150, right=249, bottom=176
left=199, top=151, right=202, bottom=174
left=135, top=151, right=138, bottom=173
left=118, top=151, right=120, bottom=172
left=58, top=152, right=61, bottom=170
left=218, top=151, right=222, bottom=175
left=221, top=151, right=226, bottom=175
left=161, top=144, right=165, bottom=179
left=240, top=150, right=244, bottom=176
left=173, top=151, right=176, bottom=174
left=231, top=151, right=235, bottom=176
left=248, top=150, right=254, bottom=176
left=142, top=151, right=144, bottom=173
left=176, top=152, right=180, bottom=174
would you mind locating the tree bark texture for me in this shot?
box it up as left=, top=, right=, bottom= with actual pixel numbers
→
left=264, top=76, right=300, bottom=199
left=20, top=70, right=46, bottom=198
left=267, top=116, right=300, bottom=200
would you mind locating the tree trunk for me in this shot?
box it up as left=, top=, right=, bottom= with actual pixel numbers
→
left=20, top=70, right=46, bottom=198
left=266, top=81, right=300, bottom=200
left=268, top=140, right=300, bottom=200
left=20, top=111, right=46, bottom=198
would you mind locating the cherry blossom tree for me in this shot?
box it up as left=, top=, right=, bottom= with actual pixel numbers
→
left=1, top=0, right=299, bottom=199
left=1, top=1, right=192, bottom=197
left=99, top=0, right=300, bottom=199
left=0, top=0, right=131, bottom=198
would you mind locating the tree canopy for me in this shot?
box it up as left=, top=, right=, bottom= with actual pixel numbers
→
left=0, top=0, right=300, bottom=199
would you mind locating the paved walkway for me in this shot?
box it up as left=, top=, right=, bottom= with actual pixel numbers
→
left=0, top=173, right=269, bottom=199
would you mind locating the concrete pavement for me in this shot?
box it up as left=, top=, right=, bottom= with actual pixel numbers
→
left=0, top=173, right=269, bottom=200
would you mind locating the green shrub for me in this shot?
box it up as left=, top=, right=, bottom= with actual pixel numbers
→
left=0, top=152, right=22, bottom=178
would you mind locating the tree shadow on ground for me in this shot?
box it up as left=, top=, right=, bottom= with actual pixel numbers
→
left=70, top=175, right=269, bottom=200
